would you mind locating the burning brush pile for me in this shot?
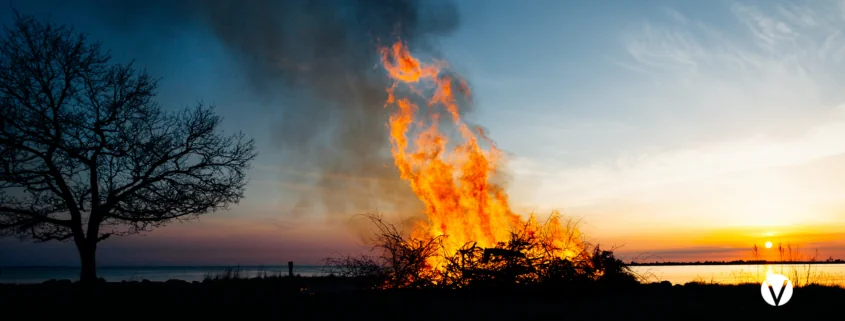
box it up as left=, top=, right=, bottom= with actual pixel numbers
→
left=324, top=41, right=635, bottom=290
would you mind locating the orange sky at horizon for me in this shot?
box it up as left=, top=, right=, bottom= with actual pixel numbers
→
left=61, top=206, right=842, bottom=265
left=591, top=225, right=845, bottom=261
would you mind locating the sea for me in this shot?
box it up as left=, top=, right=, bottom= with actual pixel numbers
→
left=0, top=265, right=326, bottom=284
left=2, top=264, right=845, bottom=286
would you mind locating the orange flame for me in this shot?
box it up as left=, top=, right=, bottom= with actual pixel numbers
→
left=380, top=41, right=585, bottom=270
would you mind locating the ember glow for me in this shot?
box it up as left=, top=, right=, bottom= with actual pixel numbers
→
left=380, top=41, right=587, bottom=270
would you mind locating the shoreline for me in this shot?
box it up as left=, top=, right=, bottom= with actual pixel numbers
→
left=4, top=261, right=842, bottom=269
left=1, top=277, right=843, bottom=319
left=5, top=263, right=845, bottom=286
left=4, top=260, right=844, bottom=268
left=629, top=261, right=845, bottom=266
left=4, top=274, right=844, bottom=287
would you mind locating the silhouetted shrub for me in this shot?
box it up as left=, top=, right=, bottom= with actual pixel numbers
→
left=324, top=213, right=637, bottom=290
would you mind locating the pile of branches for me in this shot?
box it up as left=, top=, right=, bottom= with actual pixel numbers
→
left=323, top=214, right=441, bottom=289
left=322, top=213, right=638, bottom=290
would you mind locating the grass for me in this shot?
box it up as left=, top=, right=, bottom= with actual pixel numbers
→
left=202, top=266, right=287, bottom=281
left=1, top=276, right=843, bottom=319
left=737, top=243, right=845, bottom=287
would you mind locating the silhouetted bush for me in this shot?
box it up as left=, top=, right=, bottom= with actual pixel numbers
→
left=324, top=213, right=637, bottom=290
left=322, top=214, right=442, bottom=288
left=204, top=267, right=244, bottom=281
left=322, top=255, right=389, bottom=287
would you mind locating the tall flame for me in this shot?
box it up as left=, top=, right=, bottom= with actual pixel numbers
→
left=380, top=41, right=585, bottom=270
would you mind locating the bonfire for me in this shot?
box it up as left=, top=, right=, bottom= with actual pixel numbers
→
left=379, top=40, right=589, bottom=276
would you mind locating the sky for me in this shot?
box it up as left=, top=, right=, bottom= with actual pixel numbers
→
left=2, top=0, right=845, bottom=266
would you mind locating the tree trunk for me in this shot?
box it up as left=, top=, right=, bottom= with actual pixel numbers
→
left=77, top=240, right=98, bottom=283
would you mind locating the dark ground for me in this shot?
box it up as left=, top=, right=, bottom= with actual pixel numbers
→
left=0, top=278, right=842, bottom=320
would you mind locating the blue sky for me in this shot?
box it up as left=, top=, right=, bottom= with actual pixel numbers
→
left=3, top=0, right=845, bottom=265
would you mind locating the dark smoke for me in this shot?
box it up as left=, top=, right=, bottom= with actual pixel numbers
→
left=73, top=0, right=467, bottom=224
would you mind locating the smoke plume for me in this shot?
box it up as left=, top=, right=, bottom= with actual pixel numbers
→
left=75, top=0, right=467, bottom=223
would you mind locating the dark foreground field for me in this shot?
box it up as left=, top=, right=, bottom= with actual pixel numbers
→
left=1, top=277, right=843, bottom=320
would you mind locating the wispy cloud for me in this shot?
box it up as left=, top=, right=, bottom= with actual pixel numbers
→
left=507, top=1, right=845, bottom=241
left=625, top=1, right=845, bottom=79
left=513, top=110, right=845, bottom=205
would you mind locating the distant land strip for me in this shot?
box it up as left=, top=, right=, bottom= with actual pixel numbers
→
left=629, top=259, right=845, bottom=266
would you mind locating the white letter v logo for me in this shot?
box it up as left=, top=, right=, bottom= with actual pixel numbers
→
left=768, top=280, right=788, bottom=306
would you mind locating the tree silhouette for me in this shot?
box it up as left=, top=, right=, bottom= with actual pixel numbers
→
left=0, top=13, right=257, bottom=282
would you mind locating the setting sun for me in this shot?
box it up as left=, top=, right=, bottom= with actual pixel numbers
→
left=765, top=241, right=773, bottom=249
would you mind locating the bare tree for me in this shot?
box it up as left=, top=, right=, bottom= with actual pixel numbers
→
left=0, top=13, right=257, bottom=282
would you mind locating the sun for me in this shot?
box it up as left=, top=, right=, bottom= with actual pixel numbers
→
left=765, top=241, right=773, bottom=249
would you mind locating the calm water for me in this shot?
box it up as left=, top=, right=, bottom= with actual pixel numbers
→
left=0, top=265, right=324, bottom=284
left=3, top=264, right=845, bottom=286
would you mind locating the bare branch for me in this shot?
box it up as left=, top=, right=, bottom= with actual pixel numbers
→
left=0, top=13, right=256, bottom=255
